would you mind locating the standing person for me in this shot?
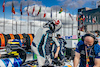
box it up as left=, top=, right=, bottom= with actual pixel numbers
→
left=54, top=34, right=67, bottom=61
left=74, top=34, right=100, bottom=67
left=94, top=30, right=99, bottom=37
left=96, top=33, right=100, bottom=45
left=31, top=20, right=62, bottom=66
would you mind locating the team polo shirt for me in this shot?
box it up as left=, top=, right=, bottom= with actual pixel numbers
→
left=75, top=40, right=100, bottom=67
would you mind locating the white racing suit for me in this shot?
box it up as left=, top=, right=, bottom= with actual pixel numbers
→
left=31, top=28, right=60, bottom=66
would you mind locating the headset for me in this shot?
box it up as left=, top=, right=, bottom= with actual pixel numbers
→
left=81, top=34, right=98, bottom=44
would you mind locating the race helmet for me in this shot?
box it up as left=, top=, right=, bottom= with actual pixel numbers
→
left=43, top=20, right=62, bottom=32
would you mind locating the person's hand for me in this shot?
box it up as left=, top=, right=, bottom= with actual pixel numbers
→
left=54, top=53, right=58, bottom=58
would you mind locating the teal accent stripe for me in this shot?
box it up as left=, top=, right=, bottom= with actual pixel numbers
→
left=44, top=33, right=49, bottom=57
left=14, top=58, right=20, bottom=67
left=38, top=34, right=45, bottom=58
left=1, top=59, right=7, bottom=67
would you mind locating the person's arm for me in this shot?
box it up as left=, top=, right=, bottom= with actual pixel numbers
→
left=94, top=44, right=100, bottom=67
left=94, top=58, right=100, bottom=67
left=54, top=46, right=60, bottom=58
left=74, top=41, right=83, bottom=67
left=8, top=39, right=14, bottom=42
left=74, top=52, right=80, bottom=67
left=53, top=37, right=60, bottom=58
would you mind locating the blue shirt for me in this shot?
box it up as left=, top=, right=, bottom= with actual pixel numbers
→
left=75, top=40, right=100, bottom=67
left=58, top=38, right=67, bottom=51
